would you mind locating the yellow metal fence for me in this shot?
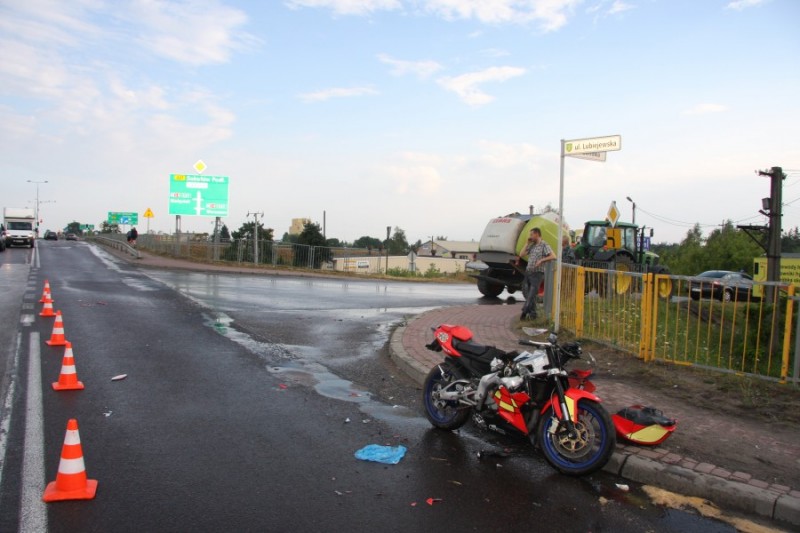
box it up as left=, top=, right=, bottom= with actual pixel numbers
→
left=557, top=265, right=797, bottom=383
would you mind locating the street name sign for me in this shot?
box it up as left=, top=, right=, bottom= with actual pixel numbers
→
left=108, top=212, right=138, bottom=225
left=168, top=174, right=229, bottom=217
left=564, top=135, right=621, bottom=156
left=565, top=151, right=607, bottom=162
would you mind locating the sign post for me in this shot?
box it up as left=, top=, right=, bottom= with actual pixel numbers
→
left=554, top=135, right=622, bottom=332
left=143, top=207, right=154, bottom=236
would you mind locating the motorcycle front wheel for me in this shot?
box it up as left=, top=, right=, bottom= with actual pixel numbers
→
left=537, top=399, right=615, bottom=476
left=422, top=363, right=471, bottom=430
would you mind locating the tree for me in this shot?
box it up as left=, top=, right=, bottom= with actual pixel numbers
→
left=220, top=224, right=231, bottom=241
left=297, top=221, right=330, bottom=267
left=387, top=226, right=409, bottom=254
left=652, top=222, right=762, bottom=275
left=99, top=221, right=120, bottom=234
left=703, top=221, right=762, bottom=273
left=297, top=221, right=326, bottom=247
left=66, top=221, right=82, bottom=235
left=782, top=227, right=800, bottom=253
left=232, top=221, right=273, bottom=242
left=353, top=236, right=382, bottom=250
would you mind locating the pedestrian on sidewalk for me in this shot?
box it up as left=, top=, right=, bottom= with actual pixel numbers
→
left=517, top=227, right=556, bottom=320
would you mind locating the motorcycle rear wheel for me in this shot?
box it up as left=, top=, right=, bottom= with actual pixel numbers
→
left=422, top=364, right=471, bottom=430
left=537, top=399, right=615, bottom=476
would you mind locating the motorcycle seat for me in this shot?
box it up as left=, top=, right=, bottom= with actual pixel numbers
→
left=453, top=339, right=504, bottom=362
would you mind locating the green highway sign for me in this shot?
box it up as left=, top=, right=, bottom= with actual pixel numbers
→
left=107, top=212, right=138, bottom=225
left=168, top=174, right=229, bottom=217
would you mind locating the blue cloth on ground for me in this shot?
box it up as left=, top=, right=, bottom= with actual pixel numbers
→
left=354, top=444, right=407, bottom=464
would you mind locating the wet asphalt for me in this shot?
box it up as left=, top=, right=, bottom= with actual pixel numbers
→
left=0, top=241, right=744, bottom=532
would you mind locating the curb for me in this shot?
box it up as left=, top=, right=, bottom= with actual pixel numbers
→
left=388, top=324, right=800, bottom=527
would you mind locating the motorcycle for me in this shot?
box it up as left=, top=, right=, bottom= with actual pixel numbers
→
left=422, top=324, right=615, bottom=476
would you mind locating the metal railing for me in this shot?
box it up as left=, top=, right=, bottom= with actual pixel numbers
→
left=555, top=265, right=798, bottom=384
left=91, top=235, right=140, bottom=259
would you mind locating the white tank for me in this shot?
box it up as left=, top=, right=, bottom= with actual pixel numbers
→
left=478, top=217, right=527, bottom=254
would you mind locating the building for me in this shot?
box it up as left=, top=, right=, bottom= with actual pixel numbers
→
left=417, top=239, right=479, bottom=260
left=289, top=217, right=311, bottom=235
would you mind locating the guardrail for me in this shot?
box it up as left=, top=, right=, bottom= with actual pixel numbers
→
left=556, top=265, right=797, bottom=384
left=89, top=235, right=141, bottom=259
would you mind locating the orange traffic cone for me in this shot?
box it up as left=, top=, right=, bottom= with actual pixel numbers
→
left=52, top=342, right=84, bottom=391
left=43, top=419, right=98, bottom=502
left=45, top=311, right=67, bottom=346
left=39, top=299, right=56, bottom=318
left=39, top=280, right=53, bottom=303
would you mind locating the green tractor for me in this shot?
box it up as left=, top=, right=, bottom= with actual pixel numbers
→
left=574, top=220, right=672, bottom=298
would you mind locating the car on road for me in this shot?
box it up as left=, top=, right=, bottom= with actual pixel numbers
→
left=44, top=230, right=58, bottom=241
left=689, top=270, right=754, bottom=302
left=65, top=233, right=78, bottom=241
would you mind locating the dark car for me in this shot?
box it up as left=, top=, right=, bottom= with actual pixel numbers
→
left=44, top=230, right=58, bottom=241
left=65, top=233, right=78, bottom=241
left=689, top=270, right=754, bottom=302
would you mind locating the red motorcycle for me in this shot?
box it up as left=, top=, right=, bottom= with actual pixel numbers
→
left=422, top=324, right=615, bottom=476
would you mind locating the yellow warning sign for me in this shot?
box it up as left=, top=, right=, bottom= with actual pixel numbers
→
left=143, top=208, right=154, bottom=219
left=606, top=201, right=620, bottom=227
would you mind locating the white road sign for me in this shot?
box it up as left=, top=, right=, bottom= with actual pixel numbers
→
left=565, top=151, right=607, bottom=162
left=564, top=135, right=621, bottom=155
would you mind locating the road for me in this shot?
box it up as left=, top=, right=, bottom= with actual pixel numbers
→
left=0, top=240, right=739, bottom=532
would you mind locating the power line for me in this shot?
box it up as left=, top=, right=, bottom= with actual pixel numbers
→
left=637, top=207, right=761, bottom=229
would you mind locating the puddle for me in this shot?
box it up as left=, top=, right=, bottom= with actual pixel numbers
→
left=204, top=311, right=422, bottom=426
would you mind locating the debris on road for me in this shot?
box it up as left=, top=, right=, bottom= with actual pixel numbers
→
left=111, top=374, right=127, bottom=381
left=354, top=444, right=407, bottom=465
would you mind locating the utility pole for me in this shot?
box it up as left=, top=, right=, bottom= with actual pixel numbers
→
left=27, top=179, right=48, bottom=236
left=247, top=211, right=264, bottom=264
left=385, top=226, right=391, bottom=273
left=758, top=166, right=785, bottom=304
left=626, top=196, right=636, bottom=225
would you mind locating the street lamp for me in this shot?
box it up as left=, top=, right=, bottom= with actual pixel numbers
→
left=626, top=196, right=636, bottom=225
left=27, top=179, right=48, bottom=236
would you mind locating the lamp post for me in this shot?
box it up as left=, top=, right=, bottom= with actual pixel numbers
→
left=27, top=179, right=48, bottom=236
left=626, top=196, right=636, bottom=225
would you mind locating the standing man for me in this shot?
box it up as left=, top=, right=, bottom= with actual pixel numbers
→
left=517, top=227, right=556, bottom=320
left=562, top=235, right=576, bottom=265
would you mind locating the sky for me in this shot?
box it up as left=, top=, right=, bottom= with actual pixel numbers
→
left=1, top=0, right=799, bottom=245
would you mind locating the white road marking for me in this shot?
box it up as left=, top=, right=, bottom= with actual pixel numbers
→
left=20, top=332, right=47, bottom=533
